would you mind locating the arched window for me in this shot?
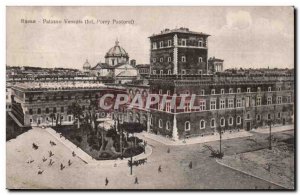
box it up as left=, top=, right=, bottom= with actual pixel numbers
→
left=166, top=121, right=171, bottom=130
left=185, top=121, right=190, bottom=131
left=237, top=116, right=241, bottom=124
left=200, top=120, right=205, bottom=129
left=220, top=117, right=225, bottom=127
left=211, top=118, right=215, bottom=128
left=159, top=119, right=163, bottom=128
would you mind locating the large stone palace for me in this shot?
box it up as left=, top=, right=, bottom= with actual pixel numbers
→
left=8, top=27, right=294, bottom=140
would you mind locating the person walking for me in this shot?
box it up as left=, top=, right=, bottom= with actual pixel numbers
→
left=105, top=177, right=109, bottom=186
left=134, top=177, right=139, bottom=184
left=158, top=165, right=162, bottom=173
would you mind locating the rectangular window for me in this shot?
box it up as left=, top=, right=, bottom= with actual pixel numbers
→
left=184, top=102, right=191, bottom=112
left=237, top=116, right=241, bottom=124
left=245, top=97, right=250, bottom=107
left=181, top=69, right=186, bottom=75
left=247, top=88, right=251, bottom=93
left=198, top=70, right=202, bottom=75
left=220, top=99, right=225, bottom=109
left=30, top=119, right=33, bottom=123
left=228, top=99, right=234, bottom=108
left=210, top=99, right=216, bottom=110
left=160, top=70, right=163, bottom=75
left=168, top=70, right=172, bottom=75
left=199, top=100, right=206, bottom=111
left=229, top=88, right=233, bottom=94
left=153, top=58, right=156, bottom=63
left=37, top=108, right=41, bottom=114
left=53, top=107, right=57, bottom=113
left=159, top=41, right=163, bottom=48
left=198, top=57, right=202, bottom=63
left=166, top=102, right=171, bottom=112
left=277, top=87, right=281, bottom=91
left=257, top=97, right=261, bottom=106
left=277, top=112, right=281, bottom=118
left=166, top=90, right=170, bottom=96
left=236, top=99, right=242, bottom=108
left=237, top=88, right=241, bottom=93
left=181, top=39, right=186, bottom=46
left=153, top=70, right=156, bottom=74
left=267, top=97, right=272, bottom=105
left=268, top=87, right=272, bottom=92
left=29, top=109, right=33, bottom=115
left=168, top=57, right=171, bottom=62
left=153, top=42, right=157, bottom=49
left=220, top=89, right=224, bottom=94
left=168, top=40, right=172, bottom=47
left=268, top=113, right=271, bottom=120
left=277, top=96, right=282, bottom=104
left=160, top=57, right=163, bottom=62
left=287, top=96, right=291, bottom=103
left=159, top=89, right=162, bottom=95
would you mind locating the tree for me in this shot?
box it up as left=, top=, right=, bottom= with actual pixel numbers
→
left=119, top=122, right=145, bottom=148
left=68, top=101, right=83, bottom=129
left=49, top=113, right=55, bottom=127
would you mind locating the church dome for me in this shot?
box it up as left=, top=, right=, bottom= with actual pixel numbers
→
left=83, top=59, right=91, bottom=70
left=105, top=40, right=129, bottom=59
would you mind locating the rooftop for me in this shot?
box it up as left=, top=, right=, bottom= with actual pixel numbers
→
left=149, top=27, right=210, bottom=38
left=12, top=82, right=126, bottom=92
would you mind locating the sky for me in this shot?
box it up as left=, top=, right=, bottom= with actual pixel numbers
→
left=6, top=6, right=294, bottom=70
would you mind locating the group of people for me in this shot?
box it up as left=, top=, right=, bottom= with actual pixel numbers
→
left=30, top=140, right=76, bottom=175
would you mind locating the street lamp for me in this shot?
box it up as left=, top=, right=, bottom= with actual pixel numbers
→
left=268, top=119, right=272, bottom=150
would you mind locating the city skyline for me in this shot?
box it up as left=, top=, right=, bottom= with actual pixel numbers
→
left=7, top=6, right=294, bottom=70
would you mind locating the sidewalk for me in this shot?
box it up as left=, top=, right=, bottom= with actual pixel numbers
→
left=251, top=125, right=294, bottom=134
left=138, top=130, right=253, bottom=146
left=44, top=127, right=152, bottom=166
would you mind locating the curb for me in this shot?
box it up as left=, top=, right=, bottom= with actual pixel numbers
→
left=215, top=159, right=291, bottom=189
left=44, top=127, right=153, bottom=166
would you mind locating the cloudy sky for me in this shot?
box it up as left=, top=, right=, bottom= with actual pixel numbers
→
left=6, top=6, right=294, bottom=70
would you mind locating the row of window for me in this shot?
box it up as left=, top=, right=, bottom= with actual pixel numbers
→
left=155, top=96, right=291, bottom=112
left=28, top=94, right=100, bottom=102
left=152, top=69, right=203, bottom=75
left=156, top=112, right=284, bottom=131
left=28, top=105, right=87, bottom=115
left=157, top=86, right=286, bottom=96
left=152, top=56, right=203, bottom=63
left=152, top=38, right=205, bottom=49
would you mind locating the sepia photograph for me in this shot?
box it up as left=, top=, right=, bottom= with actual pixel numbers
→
left=6, top=6, right=295, bottom=190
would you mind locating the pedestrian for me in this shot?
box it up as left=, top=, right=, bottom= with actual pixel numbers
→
left=158, top=165, right=162, bottom=173
left=134, top=177, right=139, bottom=184
left=68, top=160, right=72, bottom=166
left=189, top=161, right=193, bottom=169
left=105, top=177, right=109, bottom=186
left=72, top=151, right=76, bottom=157
left=60, top=163, right=65, bottom=170
left=167, top=148, right=170, bottom=153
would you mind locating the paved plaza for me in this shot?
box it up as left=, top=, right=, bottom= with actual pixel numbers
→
left=6, top=126, right=294, bottom=189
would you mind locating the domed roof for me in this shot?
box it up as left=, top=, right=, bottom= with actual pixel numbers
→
left=83, top=59, right=91, bottom=69
left=105, top=40, right=129, bottom=58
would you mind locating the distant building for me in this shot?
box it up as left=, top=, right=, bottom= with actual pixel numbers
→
left=208, top=57, right=224, bottom=73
